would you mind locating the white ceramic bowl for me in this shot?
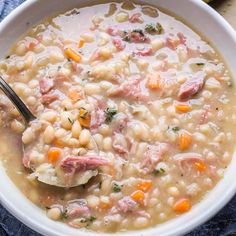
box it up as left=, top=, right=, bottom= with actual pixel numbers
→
left=0, top=0, right=236, bottom=235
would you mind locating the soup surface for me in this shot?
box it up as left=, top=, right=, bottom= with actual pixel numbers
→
left=0, top=1, right=236, bottom=232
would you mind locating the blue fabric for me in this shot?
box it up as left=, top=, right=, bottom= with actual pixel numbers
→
left=0, top=1, right=235, bottom=236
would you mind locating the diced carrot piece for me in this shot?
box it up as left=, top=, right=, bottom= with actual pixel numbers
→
left=68, top=88, right=82, bottom=102
left=137, top=180, right=152, bottom=193
left=179, top=130, right=192, bottom=151
left=100, top=201, right=112, bottom=210
left=131, top=190, right=145, bottom=204
left=64, top=47, right=82, bottom=63
left=78, top=108, right=91, bottom=129
left=48, top=148, right=61, bottom=164
left=175, top=103, right=192, bottom=113
left=173, top=198, right=191, bottom=213
left=146, top=74, right=161, bottom=89
left=78, top=39, right=85, bottom=48
left=194, top=161, right=206, bottom=172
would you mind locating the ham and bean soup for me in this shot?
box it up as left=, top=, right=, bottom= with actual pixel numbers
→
left=0, top=1, right=236, bottom=232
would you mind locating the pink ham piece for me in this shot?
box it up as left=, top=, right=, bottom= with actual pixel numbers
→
left=89, top=96, right=106, bottom=133
left=112, top=132, right=129, bottom=155
left=141, top=143, right=169, bottom=170
left=134, top=47, right=153, bottom=56
left=108, top=76, right=150, bottom=102
left=66, top=199, right=90, bottom=219
left=90, top=109, right=106, bottom=133
left=41, top=91, right=59, bottom=105
left=173, top=153, right=204, bottom=172
left=117, top=196, right=138, bottom=213
left=177, top=32, right=187, bottom=45
left=60, top=156, right=110, bottom=173
left=39, top=78, right=54, bottom=94
left=129, top=13, right=144, bottom=23
left=128, top=31, right=150, bottom=43
left=178, top=74, right=205, bottom=100
left=112, top=39, right=126, bottom=51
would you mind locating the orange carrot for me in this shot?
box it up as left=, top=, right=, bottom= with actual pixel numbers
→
left=179, top=130, right=192, bottom=151
left=78, top=108, right=91, bottom=129
left=131, top=190, right=145, bottom=204
left=68, top=88, right=82, bottom=102
left=146, top=74, right=161, bottom=89
left=100, top=201, right=112, bottom=210
left=137, top=180, right=153, bottom=193
left=175, top=103, right=192, bottom=113
left=48, top=148, right=61, bottom=164
left=64, top=47, right=82, bottom=63
left=78, top=39, right=85, bottom=48
left=194, top=161, right=206, bottom=172
left=173, top=198, right=191, bottom=213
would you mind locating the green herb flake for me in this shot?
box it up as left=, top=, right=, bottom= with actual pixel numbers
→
left=145, top=24, right=156, bottom=33
left=172, top=126, right=180, bottom=132
left=67, top=58, right=72, bottom=63
left=123, top=34, right=130, bottom=42
left=156, top=22, right=164, bottom=34
left=105, top=107, right=118, bottom=123
left=153, top=168, right=165, bottom=176
left=112, top=182, right=123, bottom=192
left=132, top=29, right=144, bottom=36
left=67, top=117, right=74, bottom=124
left=196, top=62, right=205, bottom=66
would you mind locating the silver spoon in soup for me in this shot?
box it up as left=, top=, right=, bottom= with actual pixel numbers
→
left=0, top=76, right=105, bottom=187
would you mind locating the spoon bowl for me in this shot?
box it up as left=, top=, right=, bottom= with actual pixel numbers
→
left=0, top=76, right=96, bottom=187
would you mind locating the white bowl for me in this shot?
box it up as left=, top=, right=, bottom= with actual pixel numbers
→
left=0, top=0, right=236, bottom=235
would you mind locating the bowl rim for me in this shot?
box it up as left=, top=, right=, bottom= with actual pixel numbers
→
left=1, top=0, right=236, bottom=236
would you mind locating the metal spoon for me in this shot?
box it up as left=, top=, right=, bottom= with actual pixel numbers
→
left=0, top=76, right=96, bottom=187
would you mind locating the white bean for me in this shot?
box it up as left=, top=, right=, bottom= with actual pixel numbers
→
left=72, top=120, right=82, bottom=138
left=79, top=129, right=91, bottom=146
left=47, top=207, right=62, bottom=221
left=43, top=126, right=55, bottom=144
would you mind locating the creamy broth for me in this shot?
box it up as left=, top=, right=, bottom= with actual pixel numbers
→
left=0, top=1, right=236, bottom=232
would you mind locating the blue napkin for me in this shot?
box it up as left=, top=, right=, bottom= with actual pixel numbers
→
left=0, top=1, right=235, bottom=235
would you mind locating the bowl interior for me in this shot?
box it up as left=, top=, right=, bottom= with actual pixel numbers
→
left=0, top=0, right=236, bottom=236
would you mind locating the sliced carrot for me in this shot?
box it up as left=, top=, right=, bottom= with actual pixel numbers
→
left=137, top=180, right=152, bottom=193
left=64, top=47, right=82, bottom=63
left=179, top=130, right=192, bottom=151
left=78, top=108, right=91, bottom=129
left=173, top=198, right=191, bottom=213
left=146, top=74, right=161, bottom=89
left=175, top=103, right=192, bottom=113
left=100, top=201, right=112, bottom=210
left=48, top=148, right=61, bottom=164
left=194, top=161, right=206, bottom=172
left=131, top=190, right=145, bottom=204
left=78, top=39, right=85, bottom=48
left=68, top=88, right=82, bottom=102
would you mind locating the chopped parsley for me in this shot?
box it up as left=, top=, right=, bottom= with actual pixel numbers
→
left=112, top=182, right=123, bottom=192
left=132, top=29, right=144, bottom=36
left=105, top=107, right=118, bottom=123
left=80, top=216, right=97, bottom=226
left=145, top=23, right=163, bottom=34
left=123, top=34, right=130, bottom=42
left=67, top=58, right=72, bottom=63
left=153, top=168, right=165, bottom=176
left=67, top=117, right=74, bottom=124
left=172, top=126, right=180, bottom=132
left=145, top=24, right=156, bottom=33
left=196, top=62, right=205, bottom=66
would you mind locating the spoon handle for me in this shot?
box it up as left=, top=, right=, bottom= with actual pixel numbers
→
left=0, top=76, right=36, bottom=123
